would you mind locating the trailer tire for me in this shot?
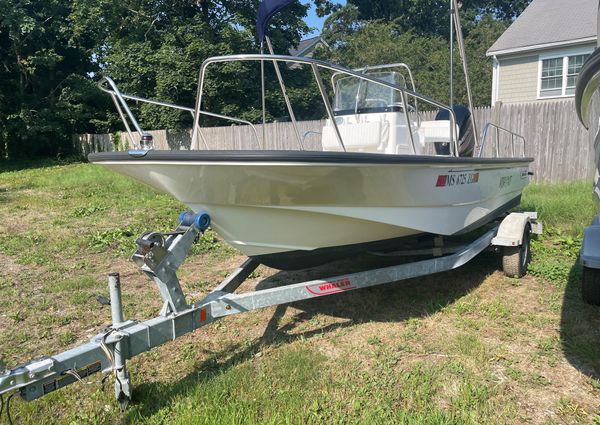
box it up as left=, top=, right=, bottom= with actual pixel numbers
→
left=502, top=225, right=531, bottom=278
left=582, top=267, right=600, bottom=305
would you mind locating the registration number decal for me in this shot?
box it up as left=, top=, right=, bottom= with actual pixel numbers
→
left=436, top=172, right=479, bottom=188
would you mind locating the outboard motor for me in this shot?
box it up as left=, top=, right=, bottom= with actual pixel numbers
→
left=434, top=105, right=475, bottom=157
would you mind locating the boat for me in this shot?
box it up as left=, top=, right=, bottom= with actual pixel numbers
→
left=89, top=0, right=533, bottom=270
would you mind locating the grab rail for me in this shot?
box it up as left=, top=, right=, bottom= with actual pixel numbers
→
left=302, top=131, right=322, bottom=145
left=191, top=54, right=460, bottom=156
left=98, top=77, right=262, bottom=150
left=478, top=123, right=526, bottom=158
left=98, top=77, right=145, bottom=149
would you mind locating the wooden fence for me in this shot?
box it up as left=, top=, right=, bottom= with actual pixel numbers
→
left=476, top=100, right=595, bottom=184
left=75, top=99, right=594, bottom=184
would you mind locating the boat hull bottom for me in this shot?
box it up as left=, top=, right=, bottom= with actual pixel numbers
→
left=252, top=233, right=429, bottom=270
left=252, top=196, right=521, bottom=270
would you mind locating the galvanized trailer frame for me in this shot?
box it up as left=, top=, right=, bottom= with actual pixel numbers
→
left=0, top=211, right=540, bottom=412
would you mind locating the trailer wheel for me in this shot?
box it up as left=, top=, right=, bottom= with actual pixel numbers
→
left=582, top=267, right=600, bottom=305
left=502, top=225, right=531, bottom=278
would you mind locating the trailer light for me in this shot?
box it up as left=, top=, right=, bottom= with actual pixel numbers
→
left=200, top=308, right=207, bottom=322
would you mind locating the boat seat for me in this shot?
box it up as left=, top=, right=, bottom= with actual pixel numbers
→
left=322, top=121, right=383, bottom=152
left=417, top=120, right=458, bottom=145
left=434, top=105, right=475, bottom=157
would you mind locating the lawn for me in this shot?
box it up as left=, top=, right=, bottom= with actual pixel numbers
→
left=0, top=160, right=599, bottom=424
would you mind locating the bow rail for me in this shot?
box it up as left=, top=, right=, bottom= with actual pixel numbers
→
left=98, top=77, right=261, bottom=150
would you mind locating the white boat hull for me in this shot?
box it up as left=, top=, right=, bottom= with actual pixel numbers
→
left=91, top=151, right=531, bottom=268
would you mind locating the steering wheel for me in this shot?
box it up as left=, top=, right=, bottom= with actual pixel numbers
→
left=391, top=102, right=416, bottom=113
left=364, top=98, right=388, bottom=108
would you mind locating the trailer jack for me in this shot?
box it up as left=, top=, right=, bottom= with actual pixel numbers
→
left=0, top=212, right=539, bottom=412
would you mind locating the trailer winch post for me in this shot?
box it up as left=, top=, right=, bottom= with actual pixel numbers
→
left=108, top=273, right=131, bottom=408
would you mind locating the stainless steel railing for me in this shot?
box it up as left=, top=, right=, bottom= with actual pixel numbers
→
left=98, top=77, right=144, bottom=148
left=191, top=54, right=461, bottom=156
left=478, top=123, right=526, bottom=158
left=98, top=77, right=261, bottom=150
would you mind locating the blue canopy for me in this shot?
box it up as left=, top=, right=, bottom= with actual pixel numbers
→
left=256, top=0, right=297, bottom=42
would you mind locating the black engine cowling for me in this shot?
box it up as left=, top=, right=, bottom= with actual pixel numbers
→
left=434, top=105, right=475, bottom=157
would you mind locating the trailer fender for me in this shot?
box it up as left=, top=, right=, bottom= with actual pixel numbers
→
left=492, top=213, right=531, bottom=247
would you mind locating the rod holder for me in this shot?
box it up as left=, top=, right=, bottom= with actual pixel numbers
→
left=140, top=134, right=154, bottom=151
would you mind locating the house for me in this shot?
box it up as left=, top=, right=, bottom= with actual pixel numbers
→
left=289, top=36, right=329, bottom=59
left=487, top=0, right=597, bottom=105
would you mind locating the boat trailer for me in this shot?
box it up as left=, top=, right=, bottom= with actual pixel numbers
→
left=0, top=211, right=541, bottom=414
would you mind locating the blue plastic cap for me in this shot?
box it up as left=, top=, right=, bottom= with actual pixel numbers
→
left=194, top=212, right=211, bottom=231
left=179, top=211, right=210, bottom=230
left=179, top=211, right=189, bottom=224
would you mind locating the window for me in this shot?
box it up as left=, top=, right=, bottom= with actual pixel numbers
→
left=540, top=58, right=563, bottom=97
left=566, top=54, right=588, bottom=95
left=539, top=53, right=591, bottom=98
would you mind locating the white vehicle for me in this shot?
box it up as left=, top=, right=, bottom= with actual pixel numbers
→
left=576, top=4, right=600, bottom=305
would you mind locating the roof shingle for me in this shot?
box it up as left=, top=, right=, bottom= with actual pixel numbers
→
left=487, top=0, right=598, bottom=56
left=289, top=36, right=323, bottom=57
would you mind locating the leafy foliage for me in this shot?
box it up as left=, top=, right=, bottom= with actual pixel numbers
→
left=0, top=0, right=328, bottom=158
left=318, top=6, right=520, bottom=107
left=0, top=0, right=115, bottom=158
left=346, top=0, right=531, bottom=36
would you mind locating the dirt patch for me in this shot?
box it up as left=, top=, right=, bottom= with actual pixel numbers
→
left=0, top=253, right=23, bottom=277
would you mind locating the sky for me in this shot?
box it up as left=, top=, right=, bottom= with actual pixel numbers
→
left=303, top=0, right=346, bottom=36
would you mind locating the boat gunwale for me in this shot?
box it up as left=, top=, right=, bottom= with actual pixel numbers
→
left=88, top=150, right=533, bottom=165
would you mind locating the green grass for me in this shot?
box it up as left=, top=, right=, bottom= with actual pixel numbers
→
left=520, top=181, right=595, bottom=236
left=1, top=160, right=600, bottom=424
left=516, top=182, right=591, bottom=290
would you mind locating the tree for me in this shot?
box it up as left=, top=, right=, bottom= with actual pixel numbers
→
left=0, top=0, right=334, bottom=158
left=318, top=0, right=529, bottom=107
left=318, top=13, right=510, bottom=107
left=70, top=0, right=337, bottom=128
left=0, top=0, right=114, bottom=158
left=345, top=0, right=531, bottom=36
